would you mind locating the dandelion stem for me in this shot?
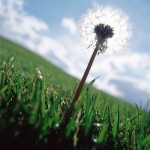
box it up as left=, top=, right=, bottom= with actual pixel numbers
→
left=63, top=46, right=99, bottom=127
left=71, top=46, right=99, bottom=106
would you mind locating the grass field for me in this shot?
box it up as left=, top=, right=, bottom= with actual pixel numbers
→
left=0, top=37, right=150, bottom=149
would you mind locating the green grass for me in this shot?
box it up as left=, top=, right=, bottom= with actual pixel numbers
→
left=0, top=37, right=150, bottom=150
left=0, top=37, right=77, bottom=91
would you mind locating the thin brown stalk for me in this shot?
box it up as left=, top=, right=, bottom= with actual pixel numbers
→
left=63, top=46, right=99, bottom=127
left=71, top=46, right=98, bottom=106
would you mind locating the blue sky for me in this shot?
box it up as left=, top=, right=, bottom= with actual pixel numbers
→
left=0, top=0, right=150, bottom=109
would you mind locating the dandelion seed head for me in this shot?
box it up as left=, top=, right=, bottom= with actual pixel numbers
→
left=80, top=5, right=132, bottom=54
left=94, top=24, right=114, bottom=40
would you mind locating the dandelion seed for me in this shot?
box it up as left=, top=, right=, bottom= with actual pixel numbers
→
left=80, top=5, right=132, bottom=54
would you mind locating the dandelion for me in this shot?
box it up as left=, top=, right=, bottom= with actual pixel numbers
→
left=81, top=5, right=132, bottom=54
left=71, top=5, right=131, bottom=106
left=64, top=5, right=132, bottom=126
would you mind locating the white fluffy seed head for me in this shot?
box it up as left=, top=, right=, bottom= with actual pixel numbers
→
left=80, top=5, right=132, bottom=54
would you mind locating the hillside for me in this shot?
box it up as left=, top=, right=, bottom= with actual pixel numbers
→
left=0, top=36, right=149, bottom=149
left=0, top=37, right=135, bottom=110
left=0, top=37, right=77, bottom=91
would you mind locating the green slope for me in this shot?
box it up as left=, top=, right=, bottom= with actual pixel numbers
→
left=0, top=37, right=77, bottom=91
left=0, top=36, right=136, bottom=111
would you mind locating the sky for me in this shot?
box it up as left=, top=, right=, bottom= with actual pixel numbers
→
left=0, top=0, right=150, bottom=109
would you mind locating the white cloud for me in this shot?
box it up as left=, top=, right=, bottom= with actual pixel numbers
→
left=0, top=0, right=48, bottom=36
left=92, top=52, right=150, bottom=94
left=61, top=18, right=77, bottom=34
